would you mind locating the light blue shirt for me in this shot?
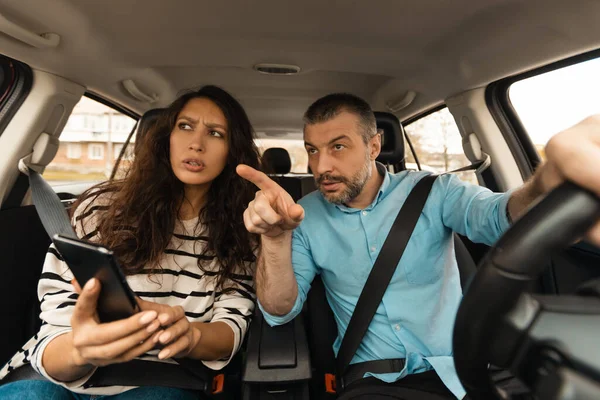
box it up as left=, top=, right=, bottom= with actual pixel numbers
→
left=260, top=164, right=512, bottom=399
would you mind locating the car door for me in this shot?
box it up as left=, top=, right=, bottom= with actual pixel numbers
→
left=488, top=50, right=600, bottom=294
left=0, top=64, right=137, bottom=365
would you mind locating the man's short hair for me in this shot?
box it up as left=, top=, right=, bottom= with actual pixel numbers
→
left=303, top=93, right=377, bottom=144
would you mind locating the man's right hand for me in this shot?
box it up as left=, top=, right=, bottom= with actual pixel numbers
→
left=237, top=164, right=305, bottom=238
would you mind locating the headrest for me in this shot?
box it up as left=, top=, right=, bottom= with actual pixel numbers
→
left=374, top=111, right=405, bottom=165
left=262, top=147, right=292, bottom=174
left=134, top=108, right=165, bottom=155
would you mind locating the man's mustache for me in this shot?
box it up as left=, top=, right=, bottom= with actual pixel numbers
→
left=317, top=174, right=348, bottom=185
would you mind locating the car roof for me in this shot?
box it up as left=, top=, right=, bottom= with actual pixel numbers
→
left=1, top=0, right=599, bottom=138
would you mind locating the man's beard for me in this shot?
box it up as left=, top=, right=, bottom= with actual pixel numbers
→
left=316, top=158, right=372, bottom=205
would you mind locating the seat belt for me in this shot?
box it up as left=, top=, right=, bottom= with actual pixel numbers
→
left=335, top=174, right=438, bottom=390
left=333, top=157, right=492, bottom=392
left=15, top=160, right=225, bottom=395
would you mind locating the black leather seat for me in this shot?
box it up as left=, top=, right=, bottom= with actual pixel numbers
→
left=304, top=112, right=478, bottom=399
left=134, top=107, right=165, bottom=155
left=262, top=147, right=292, bottom=175
left=374, top=111, right=406, bottom=170
left=262, top=147, right=316, bottom=202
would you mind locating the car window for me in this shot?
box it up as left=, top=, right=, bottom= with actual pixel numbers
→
left=255, top=138, right=308, bottom=173
left=404, top=107, right=477, bottom=184
left=509, top=56, right=600, bottom=160
left=43, top=96, right=136, bottom=186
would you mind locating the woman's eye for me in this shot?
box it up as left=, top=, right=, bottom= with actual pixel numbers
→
left=178, top=122, right=193, bottom=130
left=210, top=130, right=224, bottom=138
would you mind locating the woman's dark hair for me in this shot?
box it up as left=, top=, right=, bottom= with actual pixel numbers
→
left=74, top=85, right=261, bottom=290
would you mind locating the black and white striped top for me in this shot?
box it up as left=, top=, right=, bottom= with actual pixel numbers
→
left=0, top=193, right=255, bottom=395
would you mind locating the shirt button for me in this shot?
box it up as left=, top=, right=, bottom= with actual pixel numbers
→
left=362, top=211, right=367, bottom=216
left=370, top=246, right=376, bottom=252
left=394, top=324, right=401, bottom=331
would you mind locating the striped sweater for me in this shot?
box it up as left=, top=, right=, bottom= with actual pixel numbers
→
left=0, top=193, right=256, bottom=395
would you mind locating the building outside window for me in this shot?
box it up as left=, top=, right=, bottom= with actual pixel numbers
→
left=66, top=143, right=82, bottom=159
left=88, top=143, right=104, bottom=160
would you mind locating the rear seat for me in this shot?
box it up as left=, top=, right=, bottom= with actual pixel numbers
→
left=134, top=108, right=164, bottom=155
left=261, top=147, right=316, bottom=202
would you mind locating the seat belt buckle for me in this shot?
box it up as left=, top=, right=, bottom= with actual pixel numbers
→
left=325, top=373, right=337, bottom=393
left=212, top=373, right=225, bottom=395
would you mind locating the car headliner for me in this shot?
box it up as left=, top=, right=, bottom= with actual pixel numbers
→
left=0, top=0, right=598, bottom=138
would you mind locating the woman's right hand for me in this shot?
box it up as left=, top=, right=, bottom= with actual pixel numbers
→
left=69, top=278, right=163, bottom=367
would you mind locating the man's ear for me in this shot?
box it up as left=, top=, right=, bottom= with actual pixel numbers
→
left=370, top=133, right=382, bottom=160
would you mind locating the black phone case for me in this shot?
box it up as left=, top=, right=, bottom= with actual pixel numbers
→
left=52, top=235, right=139, bottom=322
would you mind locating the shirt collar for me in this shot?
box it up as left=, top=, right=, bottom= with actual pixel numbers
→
left=334, top=162, right=391, bottom=213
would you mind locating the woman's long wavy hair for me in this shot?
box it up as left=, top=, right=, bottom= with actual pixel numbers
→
left=74, top=86, right=261, bottom=289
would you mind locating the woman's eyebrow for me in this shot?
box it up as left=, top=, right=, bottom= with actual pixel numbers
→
left=205, top=122, right=227, bottom=131
left=177, top=115, right=199, bottom=124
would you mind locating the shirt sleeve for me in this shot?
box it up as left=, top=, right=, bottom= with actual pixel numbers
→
left=204, top=267, right=255, bottom=370
left=260, top=226, right=318, bottom=326
left=440, top=173, right=512, bottom=246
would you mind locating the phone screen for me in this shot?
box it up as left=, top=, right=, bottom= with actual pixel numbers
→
left=52, top=234, right=139, bottom=322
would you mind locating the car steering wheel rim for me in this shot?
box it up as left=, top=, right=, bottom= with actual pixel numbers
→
left=452, top=181, right=600, bottom=399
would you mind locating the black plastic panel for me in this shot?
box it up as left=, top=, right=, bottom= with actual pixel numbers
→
left=0, top=206, right=49, bottom=366
left=243, top=312, right=311, bottom=384
left=259, top=321, right=297, bottom=368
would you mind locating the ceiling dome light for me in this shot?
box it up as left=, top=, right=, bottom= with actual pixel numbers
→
left=253, top=63, right=301, bottom=75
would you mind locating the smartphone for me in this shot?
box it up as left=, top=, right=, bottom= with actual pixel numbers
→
left=52, top=234, right=140, bottom=322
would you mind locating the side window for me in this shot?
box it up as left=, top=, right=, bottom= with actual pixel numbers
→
left=255, top=138, right=308, bottom=173
left=509, top=56, right=600, bottom=160
left=404, top=107, right=476, bottom=184
left=43, top=97, right=136, bottom=186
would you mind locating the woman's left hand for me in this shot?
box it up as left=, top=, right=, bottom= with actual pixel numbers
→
left=137, top=298, right=201, bottom=359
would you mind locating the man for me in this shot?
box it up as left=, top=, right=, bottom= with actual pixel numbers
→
left=237, top=93, right=600, bottom=399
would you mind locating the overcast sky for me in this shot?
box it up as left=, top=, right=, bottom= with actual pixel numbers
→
left=510, top=56, right=600, bottom=146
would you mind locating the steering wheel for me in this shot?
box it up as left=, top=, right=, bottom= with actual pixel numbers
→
left=453, top=182, right=600, bottom=400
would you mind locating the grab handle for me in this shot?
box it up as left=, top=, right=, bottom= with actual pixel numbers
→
left=0, top=12, right=60, bottom=48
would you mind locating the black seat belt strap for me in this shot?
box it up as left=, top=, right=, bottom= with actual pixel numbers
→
left=27, top=167, right=77, bottom=238
left=335, top=174, right=438, bottom=387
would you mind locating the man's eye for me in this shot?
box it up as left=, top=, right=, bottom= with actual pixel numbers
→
left=334, top=144, right=345, bottom=150
left=307, top=148, right=317, bottom=155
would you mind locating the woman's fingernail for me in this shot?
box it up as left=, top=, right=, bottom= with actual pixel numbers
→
left=158, top=349, right=170, bottom=359
left=146, top=320, right=160, bottom=333
left=153, top=331, right=163, bottom=343
left=159, top=332, right=171, bottom=343
left=159, top=313, right=170, bottom=324
left=140, top=311, right=157, bottom=324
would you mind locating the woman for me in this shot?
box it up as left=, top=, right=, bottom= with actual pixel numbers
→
left=0, top=86, right=261, bottom=399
